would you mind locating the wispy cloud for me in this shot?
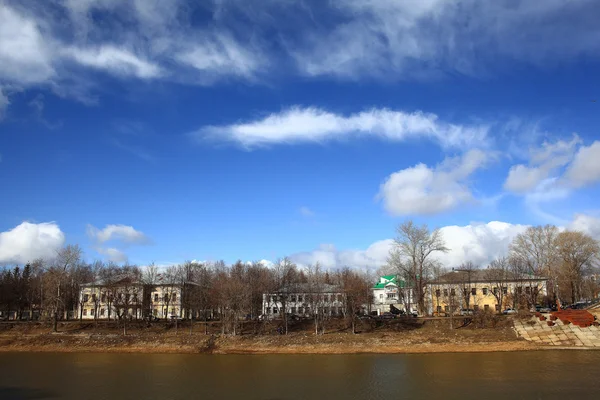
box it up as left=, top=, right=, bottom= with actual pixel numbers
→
left=286, top=0, right=600, bottom=79
left=194, top=106, right=489, bottom=149
left=111, top=139, right=155, bottom=162
left=299, top=206, right=315, bottom=217
left=87, top=223, right=151, bottom=262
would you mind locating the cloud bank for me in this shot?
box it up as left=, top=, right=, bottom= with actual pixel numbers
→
left=0, top=222, right=65, bottom=265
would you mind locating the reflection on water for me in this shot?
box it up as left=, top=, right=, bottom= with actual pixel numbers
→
left=0, top=351, right=599, bottom=399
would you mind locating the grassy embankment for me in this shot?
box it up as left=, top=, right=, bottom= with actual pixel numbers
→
left=0, top=316, right=538, bottom=354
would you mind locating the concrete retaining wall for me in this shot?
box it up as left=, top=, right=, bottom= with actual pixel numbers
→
left=513, top=316, right=600, bottom=347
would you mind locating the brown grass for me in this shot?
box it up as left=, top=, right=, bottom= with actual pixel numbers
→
left=0, top=317, right=543, bottom=354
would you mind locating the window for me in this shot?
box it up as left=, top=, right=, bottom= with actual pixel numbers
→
left=493, top=287, right=498, bottom=295
left=266, top=307, right=271, bottom=314
left=437, top=305, right=442, bottom=312
left=471, top=288, right=477, bottom=296
left=83, top=294, right=89, bottom=303
left=298, top=295, right=303, bottom=303
left=387, top=293, right=396, bottom=299
left=91, top=309, right=95, bottom=316
left=154, top=294, right=159, bottom=302
left=125, top=293, right=130, bottom=302
left=291, top=295, right=296, bottom=302
left=450, top=289, right=456, bottom=296
left=164, top=294, right=169, bottom=302
left=101, top=293, right=106, bottom=303
left=516, top=287, right=523, bottom=295
left=482, top=288, right=488, bottom=295
left=83, top=309, right=87, bottom=316
left=133, top=293, right=138, bottom=302
left=273, top=307, right=278, bottom=314
left=484, top=304, right=490, bottom=311
left=291, top=307, right=296, bottom=313
left=100, top=308, right=105, bottom=316
left=92, top=294, right=97, bottom=302
left=444, top=305, right=449, bottom=312
left=379, top=294, right=383, bottom=300
left=153, top=309, right=157, bottom=316
left=443, top=289, right=448, bottom=296
left=502, top=287, right=508, bottom=295
left=172, top=293, right=177, bottom=302
left=525, top=286, right=531, bottom=294
left=435, top=289, right=441, bottom=297
left=495, top=305, right=500, bottom=311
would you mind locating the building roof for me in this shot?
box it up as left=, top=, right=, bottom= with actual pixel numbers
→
left=373, top=275, right=406, bottom=289
left=273, top=283, right=341, bottom=294
left=431, top=268, right=547, bottom=285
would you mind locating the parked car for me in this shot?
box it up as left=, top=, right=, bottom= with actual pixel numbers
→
left=503, top=308, right=518, bottom=315
left=460, top=308, right=474, bottom=316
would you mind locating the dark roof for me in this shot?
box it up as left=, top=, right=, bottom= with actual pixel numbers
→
left=274, top=283, right=341, bottom=294
left=432, top=268, right=547, bottom=284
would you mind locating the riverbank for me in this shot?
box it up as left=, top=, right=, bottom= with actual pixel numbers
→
left=0, top=318, right=551, bottom=354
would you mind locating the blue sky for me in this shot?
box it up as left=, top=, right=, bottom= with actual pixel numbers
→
left=1, top=0, right=600, bottom=269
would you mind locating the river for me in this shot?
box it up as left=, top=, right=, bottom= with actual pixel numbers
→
left=0, top=351, right=599, bottom=399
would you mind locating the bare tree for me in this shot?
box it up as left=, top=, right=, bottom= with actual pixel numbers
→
left=339, top=268, right=370, bottom=333
left=273, top=257, right=297, bottom=335
left=387, top=220, right=448, bottom=316
left=555, top=230, right=600, bottom=304
left=484, top=257, right=510, bottom=313
left=510, top=225, right=559, bottom=304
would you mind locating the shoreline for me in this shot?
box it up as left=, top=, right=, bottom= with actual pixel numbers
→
left=0, top=333, right=590, bottom=355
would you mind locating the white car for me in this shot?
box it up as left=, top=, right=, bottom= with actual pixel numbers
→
left=503, top=308, right=518, bottom=315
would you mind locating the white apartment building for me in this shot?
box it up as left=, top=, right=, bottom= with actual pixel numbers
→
left=262, top=283, right=348, bottom=319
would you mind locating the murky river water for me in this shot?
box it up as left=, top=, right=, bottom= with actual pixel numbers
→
left=0, top=351, right=599, bottom=399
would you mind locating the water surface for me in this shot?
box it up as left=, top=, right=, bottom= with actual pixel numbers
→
left=0, top=351, right=599, bottom=399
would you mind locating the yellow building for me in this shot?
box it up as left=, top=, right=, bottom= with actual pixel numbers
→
left=426, top=269, right=548, bottom=316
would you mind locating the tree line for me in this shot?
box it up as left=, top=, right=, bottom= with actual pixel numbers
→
left=386, top=221, right=600, bottom=315
left=1, top=220, right=598, bottom=329
left=0, top=247, right=373, bottom=335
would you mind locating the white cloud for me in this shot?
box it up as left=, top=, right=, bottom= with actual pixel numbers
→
left=299, top=206, right=315, bottom=217
left=289, top=220, right=530, bottom=271
left=0, top=222, right=65, bottom=265
left=504, top=135, right=581, bottom=193
left=287, top=0, right=600, bottom=79
left=0, top=4, right=55, bottom=85
left=175, top=34, right=265, bottom=80
left=87, top=224, right=150, bottom=262
left=569, top=214, right=600, bottom=240
left=64, top=46, right=162, bottom=79
left=87, top=224, right=149, bottom=244
left=377, top=149, right=490, bottom=216
left=0, top=87, right=8, bottom=119
left=96, top=247, right=128, bottom=263
left=564, top=141, right=600, bottom=188
left=195, top=106, right=488, bottom=148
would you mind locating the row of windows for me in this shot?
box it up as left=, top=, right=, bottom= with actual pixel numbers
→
left=267, top=306, right=343, bottom=315
left=436, top=304, right=500, bottom=312
left=83, top=293, right=178, bottom=303
left=82, top=308, right=178, bottom=317
left=267, top=294, right=342, bottom=303
left=435, top=286, right=536, bottom=297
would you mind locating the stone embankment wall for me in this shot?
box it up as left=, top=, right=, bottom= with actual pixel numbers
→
left=513, top=316, right=600, bottom=347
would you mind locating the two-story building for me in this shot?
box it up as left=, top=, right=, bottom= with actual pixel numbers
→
left=426, top=268, right=548, bottom=316
left=371, top=275, right=416, bottom=316
left=78, top=274, right=190, bottom=320
left=262, top=283, right=347, bottom=319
